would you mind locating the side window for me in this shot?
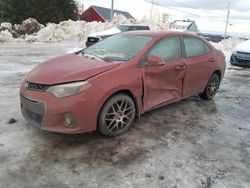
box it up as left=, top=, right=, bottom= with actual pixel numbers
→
left=138, top=26, right=149, bottom=30
left=129, top=26, right=137, bottom=31
left=204, top=42, right=212, bottom=54
left=148, top=36, right=181, bottom=61
left=184, top=37, right=205, bottom=57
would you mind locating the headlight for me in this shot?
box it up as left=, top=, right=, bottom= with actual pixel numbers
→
left=47, top=81, right=92, bottom=98
left=232, top=50, right=237, bottom=55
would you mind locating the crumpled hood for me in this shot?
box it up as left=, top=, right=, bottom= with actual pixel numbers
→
left=88, top=27, right=121, bottom=37
left=235, top=40, right=250, bottom=53
left=27, top=54, right=120, bottom=85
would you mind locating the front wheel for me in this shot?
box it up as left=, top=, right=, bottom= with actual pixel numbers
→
left=98, top=94, right=136, bottom=137
left=200, top=74, right=220, bottom=100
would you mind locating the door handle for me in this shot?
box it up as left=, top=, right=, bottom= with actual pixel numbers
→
left=209, top=57, right=216, bottom=62
left=175, top=64, right=185, bottom=71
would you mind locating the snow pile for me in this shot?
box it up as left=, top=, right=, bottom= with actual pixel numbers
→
left=18, top=18, right=43, bottom=35
left=0, top=30, right=14, bottom=42
left=0, top=14, right=171, bottom=43
left=211, top=38, right=245, bottom=62
left=1, top=22, right=12, bottom=31
left=26, top=20, right=114, bottom=42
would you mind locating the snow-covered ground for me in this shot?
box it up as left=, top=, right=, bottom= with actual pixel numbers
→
left=0, top=28, right=250, bottom=187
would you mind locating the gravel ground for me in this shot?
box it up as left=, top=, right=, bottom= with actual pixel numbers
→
left=0, top=42, right=249, bottom=188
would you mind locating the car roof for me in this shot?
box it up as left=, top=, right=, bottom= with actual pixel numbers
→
left=120, top=30, right=200, bottom=38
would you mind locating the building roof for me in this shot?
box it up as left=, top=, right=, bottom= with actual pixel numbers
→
left=91, top=5, right=135, bottom=21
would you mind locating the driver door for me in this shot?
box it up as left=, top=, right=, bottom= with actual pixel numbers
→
left=141, top=36, right=186, bottom=110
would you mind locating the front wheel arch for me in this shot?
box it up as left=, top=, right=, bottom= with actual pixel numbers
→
left=97, top=92, right=136, bottom=137
left=98, top=89, right=140, bottom=123
left=213, top=70, right=221, bottom=80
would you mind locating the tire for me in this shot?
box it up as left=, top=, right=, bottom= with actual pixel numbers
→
left=199, top=74, right=220, bottom=100
left=98, top=94, right=136, bottom=137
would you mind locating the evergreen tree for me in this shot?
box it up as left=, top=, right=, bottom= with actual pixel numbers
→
left=0, top=0, right=30, bottom=23
left=0, top=0, right=78, bottom=24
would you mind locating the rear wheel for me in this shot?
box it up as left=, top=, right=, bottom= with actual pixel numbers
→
left=199, top=74, right=220, bottom=100
left=98, top=94, right=136, bottom=137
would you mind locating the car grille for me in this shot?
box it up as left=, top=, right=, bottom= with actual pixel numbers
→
left=235, top=57, right=250, bottom=64
left=26, top=81, right=50, bottom=92
left=20, top=95, right=46, bottom=127
left=87, top=37, right=100, bottom=43
left=237, top=52, right=250, bottom=60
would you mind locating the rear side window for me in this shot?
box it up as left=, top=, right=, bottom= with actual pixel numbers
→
left=184, top=37, right=205, bottom=57
left=148, top=36, right=181, bottom=61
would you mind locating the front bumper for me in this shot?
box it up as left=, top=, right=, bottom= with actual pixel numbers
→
left=20, top=83, right=107, bottom=134
left=230, top=54, right=250, bottom=67
left=20, top=95, right=46, bottom=128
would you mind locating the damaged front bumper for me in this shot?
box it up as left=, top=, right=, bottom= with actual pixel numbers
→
left=19, top=82, right=106, bottom=134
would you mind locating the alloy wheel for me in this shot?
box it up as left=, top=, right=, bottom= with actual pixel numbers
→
left=207, top=76, right=220, bottom=97
left=105, top=99, right=134, bottom=134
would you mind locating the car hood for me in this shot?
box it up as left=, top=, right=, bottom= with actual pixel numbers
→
left=88, top=27, right=121, bottom=37
left=27, top=54, right=120, bottom=85
left=235, top=40, right=250, bottom=53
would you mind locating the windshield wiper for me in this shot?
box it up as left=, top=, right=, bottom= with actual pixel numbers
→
left=82, top=54, right=113, bottom=63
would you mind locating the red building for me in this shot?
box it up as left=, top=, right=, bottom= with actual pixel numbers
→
left=80, top=5, right=135, bottom=22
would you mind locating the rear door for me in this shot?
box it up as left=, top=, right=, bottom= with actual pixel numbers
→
left=182, top=36, right=216, bottom=98
left=142, top=36, right=186, bottom=110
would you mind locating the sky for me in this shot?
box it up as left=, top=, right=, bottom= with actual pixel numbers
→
left=77, top=0, right=250, bottom=37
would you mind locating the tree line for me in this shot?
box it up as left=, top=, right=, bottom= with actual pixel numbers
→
left=0, top=0, right=78, bottom=24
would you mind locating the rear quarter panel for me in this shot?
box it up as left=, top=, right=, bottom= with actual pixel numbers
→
left=215, top=49, right=226, bottom=79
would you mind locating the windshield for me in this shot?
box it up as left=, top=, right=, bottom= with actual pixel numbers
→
left=83, top=34, right=153, bottom=62
left=116, top=25, right=130, bottom=32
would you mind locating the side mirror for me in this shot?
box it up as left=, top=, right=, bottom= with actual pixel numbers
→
left=147, top=55, right=165, bottom=66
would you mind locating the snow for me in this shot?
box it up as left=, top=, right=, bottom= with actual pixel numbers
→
left=211, top=38, right=245, bottom=62
left=89, top=27, right=121, bottom=37
left=0, top=30, right=14, bottom=42
left=1, top=22, right=12, bottom=30
left=234, top=39, right=250, bottom=53
left=0, top=14, right=170, bottom=43
left=25, top=20, right=114, bottom=43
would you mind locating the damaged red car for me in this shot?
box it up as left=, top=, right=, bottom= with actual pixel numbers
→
left=20, top=31, right=226, bottom=137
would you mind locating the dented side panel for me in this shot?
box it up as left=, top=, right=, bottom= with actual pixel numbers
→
left=142, top=60, right=186, bottom=110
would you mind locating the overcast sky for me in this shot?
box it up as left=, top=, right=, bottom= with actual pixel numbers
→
left=78, top=0, right=250, bottom=37
left=157, top=0, right=250, bottom=12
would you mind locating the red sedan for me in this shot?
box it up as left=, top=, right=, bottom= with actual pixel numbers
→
left=20, top=31, right=226, bottom=137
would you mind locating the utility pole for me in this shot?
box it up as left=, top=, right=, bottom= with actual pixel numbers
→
left=224, top=1, right=231, bottom=39
left=81, top=3, right=84, bottom=14
left=110, top=0, right=114, bottom=21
